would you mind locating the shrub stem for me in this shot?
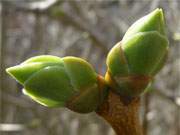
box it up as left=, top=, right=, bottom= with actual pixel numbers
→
left=96, top=90, right=143, bottom=135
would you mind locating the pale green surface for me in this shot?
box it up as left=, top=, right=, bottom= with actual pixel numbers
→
left=22, top=55, right=63, bottom=64
left=106, top=42, right=129, bottom=76
left=6, top=62, right=63, bottom=84
left=24, top=66, right=75, bottom=107
left=107, top=8, right=169, bottom=76
left=106, top=8, right=169, bottom=96
left=6, top=55, right=64, bottom=84
left=123, top=8, right=165, bottom=41
left=6, top=55, right=106, bottom=113
left=122, top=31, right=168, bottom=75
left=63, top=56, right=97, bottom=91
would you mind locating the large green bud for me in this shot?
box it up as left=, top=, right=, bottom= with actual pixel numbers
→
left=106, top=8, right=169, bottom=97
left=6, top=55, right=108, bottom=113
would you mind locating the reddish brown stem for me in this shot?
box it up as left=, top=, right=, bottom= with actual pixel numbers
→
left=96, top=90, right=143, bottom=135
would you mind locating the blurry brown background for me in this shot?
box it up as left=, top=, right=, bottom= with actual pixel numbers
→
left=0, top=0, right=180, bottom=135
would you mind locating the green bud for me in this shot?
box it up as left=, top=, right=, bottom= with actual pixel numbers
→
left=106, top=9, right=169, bottom=97
left=6, top=55, right=108, bottom=113
left=123, top=8, right=166, bottom=40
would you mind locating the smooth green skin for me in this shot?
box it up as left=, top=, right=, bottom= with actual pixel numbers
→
left=106, top=42, right=129, bottom=76
left=106, top=8, right=169, bottom=96
left=6, top=62, right=63, bottom=85
left=6, top=55, right=107, bottom=113
left=123, top=8, right=165, bottom=40
left=62, top=57, right=97, bottom=91
left=6, top=55, right=63, bottom=84
left=24, top=66, right=75, bottom=107
left=62, top=57, right=107, bottom=113
left=22, top=55, right=63, bottom=64
left=122, top=31, right=168, bottom=75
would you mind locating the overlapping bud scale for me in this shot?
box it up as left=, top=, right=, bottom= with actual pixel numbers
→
left=6, top=56, right=108, bottom=113
left=106, top=9, right=169, bottom=97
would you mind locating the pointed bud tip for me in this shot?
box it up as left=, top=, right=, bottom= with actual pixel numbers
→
left=154, top=8, right=163, bottom=15
left=152, top=8, right=165, bottom=32
left=6, top=66, right=23, bottom=84
left=153, top=8, right=163, bottom=19
left=6, top=66, right=16, bottom=78
left=123, top=8, right=166, bottom=40
left=144, top=8, right=165, bottom=35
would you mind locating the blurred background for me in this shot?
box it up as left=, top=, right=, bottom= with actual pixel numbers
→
left=0, top=0, right=180, bottom=135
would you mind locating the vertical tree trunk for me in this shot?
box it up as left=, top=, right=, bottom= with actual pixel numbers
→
left=142, top=93, right=150, bottom=135
left=96, top=90, right=143, bottom=135
left=1, top=1, right=8, bottom=125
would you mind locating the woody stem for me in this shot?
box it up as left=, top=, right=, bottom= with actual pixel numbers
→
left=96, top=90, right=143, bottom=135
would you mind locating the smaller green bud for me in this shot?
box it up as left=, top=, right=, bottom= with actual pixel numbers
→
left=123, top=8, right=166, bottom=40
left=106, top=9, right=169, bottom=97
left=6, top=55, right=108, bottom=113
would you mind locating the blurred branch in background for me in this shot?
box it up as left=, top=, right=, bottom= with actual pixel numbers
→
left=1, top=0, right=180, bottom=135
left=153, top=89, right=180, bottom=108
left=142, top=93, right=150, bottom=135
left=7, top=0, right=109, bottom=54
left=0, top=124, right=26, bottom=132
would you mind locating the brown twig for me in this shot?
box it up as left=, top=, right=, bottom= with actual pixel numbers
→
left=96, top=90, right=143, bottom=135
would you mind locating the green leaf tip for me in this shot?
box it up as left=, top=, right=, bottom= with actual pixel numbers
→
left=6, top=55, right=108, bottom=113
left=106, top=9, right=169, bottom=97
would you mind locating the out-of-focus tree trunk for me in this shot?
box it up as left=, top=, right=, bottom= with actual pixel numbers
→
left=143, top=93, right=150, bottom=135
left=0, top=2, right=2, bottom=124
left=175, top=108, right=180, bottom=135
left=1, top=1, right=8, bottom=124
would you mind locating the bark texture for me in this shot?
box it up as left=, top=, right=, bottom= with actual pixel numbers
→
left=96, top=90, right=143, bottom=135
